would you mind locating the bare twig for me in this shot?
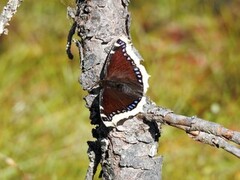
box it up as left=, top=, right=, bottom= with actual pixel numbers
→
left=0, top=0, right=23, bottom=35
left=145, top=104, right=240, bottom=158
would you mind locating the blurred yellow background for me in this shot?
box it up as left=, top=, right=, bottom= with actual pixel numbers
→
left=0, top=0, right=239, bottom=179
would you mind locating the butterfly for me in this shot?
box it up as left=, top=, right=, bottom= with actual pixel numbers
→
left=99, top=37, right=149, bottom=127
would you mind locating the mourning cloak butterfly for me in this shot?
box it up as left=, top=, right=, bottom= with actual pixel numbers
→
left=99, top=36, right=149, bottom=127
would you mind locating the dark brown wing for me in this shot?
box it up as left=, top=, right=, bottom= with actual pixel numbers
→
left=99, top=38, right=146, bottom=125
left=100, top=86, right=141, bottom=120
left=105, top=45, right=143, bottom=87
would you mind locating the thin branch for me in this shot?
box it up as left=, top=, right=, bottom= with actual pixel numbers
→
left=0, top=0, right=23, bottom=35
left=145, top=104, right=240, bottom=158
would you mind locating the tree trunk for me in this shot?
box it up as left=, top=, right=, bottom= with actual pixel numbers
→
left=69, top=0, right=163, bottom=179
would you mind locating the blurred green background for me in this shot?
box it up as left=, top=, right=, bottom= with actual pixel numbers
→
left=0, top=0, right=239, bottom=179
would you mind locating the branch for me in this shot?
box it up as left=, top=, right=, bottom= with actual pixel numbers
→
left=67, top=1, right=239, bottom=179
left=0, top=0, right=23, bottom=35
left=145, top=102, right=240, bottom=158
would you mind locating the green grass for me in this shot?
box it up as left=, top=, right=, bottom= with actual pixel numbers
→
left=0, top=0, right=239, bottom=179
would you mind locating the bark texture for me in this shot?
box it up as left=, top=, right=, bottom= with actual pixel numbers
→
left=69, top=0, right=163, bottom=179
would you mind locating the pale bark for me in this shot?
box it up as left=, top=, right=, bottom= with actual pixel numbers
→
left=0, top=0, right=23, bottom=35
